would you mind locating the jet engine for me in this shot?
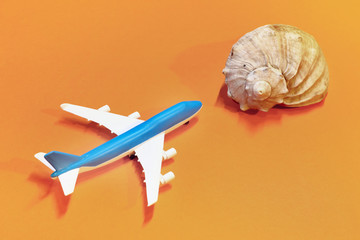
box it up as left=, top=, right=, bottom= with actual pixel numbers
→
left=160, top=171, right=175, bottom=184
left=128, top=111, right=141, bottom=119
left=162, top=148, right=177, bottom=161
left=98, top=105, right=110, bottom=112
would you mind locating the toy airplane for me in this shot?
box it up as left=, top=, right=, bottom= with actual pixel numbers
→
left=35, top=101, right=202, bottom=206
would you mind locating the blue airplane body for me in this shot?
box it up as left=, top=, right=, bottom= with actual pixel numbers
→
left=46, top=101, right=202, bottom=178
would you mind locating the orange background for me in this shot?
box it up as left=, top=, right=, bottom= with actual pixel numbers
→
left=1, top=0, right=360, bottom=239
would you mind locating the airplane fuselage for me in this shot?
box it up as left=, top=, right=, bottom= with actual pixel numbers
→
left=51, top=101, right=202, bottom=177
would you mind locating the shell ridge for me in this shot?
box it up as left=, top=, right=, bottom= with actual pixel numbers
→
left=290, top=36, right=320, bottom=88
left=284, top=64, right=328, bottom=105
left=287, top=48, right=324, bottom=97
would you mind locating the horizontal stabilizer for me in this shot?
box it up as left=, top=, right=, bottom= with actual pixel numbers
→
left=35, top=152, right=55, bottom=171
left=58, top=168, right=79, bottom=196
left=44, top=151, right=82, bottom=171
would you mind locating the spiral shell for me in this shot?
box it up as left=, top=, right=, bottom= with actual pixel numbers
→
left=223, top=24, right=329, bottom=112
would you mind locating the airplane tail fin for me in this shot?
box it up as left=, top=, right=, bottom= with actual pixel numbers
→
left=44, top=151, right=82, bottom=171
left=35, top=151, right=81, bottom=196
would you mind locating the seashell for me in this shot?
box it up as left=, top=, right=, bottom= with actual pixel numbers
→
left=222, top=24, right=329, bottom=112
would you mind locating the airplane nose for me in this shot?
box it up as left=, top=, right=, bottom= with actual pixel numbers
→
left=181, top=101, right=202, bottom=114
left=190, top=101, right=202, bottom=108
left=192, top=101, right=202, bottom=110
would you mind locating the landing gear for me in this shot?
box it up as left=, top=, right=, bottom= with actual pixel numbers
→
left=184, top=121, right=190, bottom=125
left=129, top=154, right=136, bottom=160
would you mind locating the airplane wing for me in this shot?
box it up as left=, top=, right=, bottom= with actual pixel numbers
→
left=61, top=103, right=144, bottom=135
left=135, top=133, right=165, bottom=206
